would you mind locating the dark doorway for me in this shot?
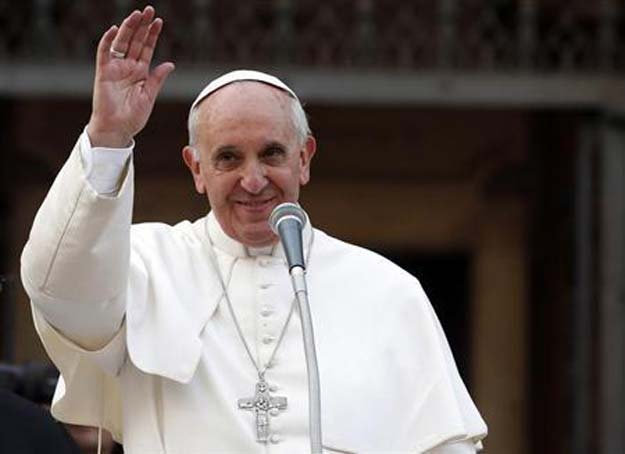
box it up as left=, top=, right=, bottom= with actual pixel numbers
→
left=379, top=251, right=472, bottom=386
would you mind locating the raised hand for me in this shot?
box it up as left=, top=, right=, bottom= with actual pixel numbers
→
left=87, top=6, right=175, bottom=148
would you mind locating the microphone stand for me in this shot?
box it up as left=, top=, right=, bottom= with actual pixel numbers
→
left=270, top=203, right=323, bottom=453
left=289, top=265, right=323, bottom=454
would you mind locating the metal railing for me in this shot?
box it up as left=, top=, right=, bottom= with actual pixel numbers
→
left=1, top=0, right=623, bottom=73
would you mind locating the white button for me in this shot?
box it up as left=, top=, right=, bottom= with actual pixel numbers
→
left=262, top=335, right=275, bottom=344
left=269, top=384, right=279, bottom=392
left=260, top=283, right=271, bottom=289
left=259, top=258, right=270, bottom=267
left=270, top=433, right=281, bottom=444
left=269, top=408, right=280, bottom=416
left=260, top=306, right=273, bottom=317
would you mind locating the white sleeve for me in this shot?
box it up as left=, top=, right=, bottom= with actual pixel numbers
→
left=80, top=129, right=134, bottom=196
left=426, top=440, right=478, bottom=453
left=21, top=133, right=134, bottom=351
left=22, top=133, right=136, bottom=439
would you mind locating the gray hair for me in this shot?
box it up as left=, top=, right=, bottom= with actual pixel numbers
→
left=187, top=86, right=311, bottom=159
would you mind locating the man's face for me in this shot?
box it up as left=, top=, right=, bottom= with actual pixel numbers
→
left=183, top=82, right=316, bottom=247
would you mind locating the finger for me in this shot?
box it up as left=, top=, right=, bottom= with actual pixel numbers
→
left=127, top=6, right=156, bottom=60
left=139, top=18, right=163, bottom=65
left=145, top=62, right=175, bottom=99
left=96, top=25, right=119, bottom=67
left=110, top=9, right=142, bottom=56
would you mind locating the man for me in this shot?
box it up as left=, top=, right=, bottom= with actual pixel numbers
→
left=21, top=6, right=487, bottom=453
left=0, top=371, right=80, bottom=454
left=0, top=362, right=119, bottom=454
left=0, top=388, right=81, bottom=454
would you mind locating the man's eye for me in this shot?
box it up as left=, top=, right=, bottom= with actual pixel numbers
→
left=214, top=152, right=238, bottom=164
left=212, top=151, right=240, bottom=169
left=263, top=147, right=286, bottom=161
left=217, top=152, right=236, bottom=161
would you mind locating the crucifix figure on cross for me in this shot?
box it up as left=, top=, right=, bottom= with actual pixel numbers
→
left=238, top=376, right=288, bottom=442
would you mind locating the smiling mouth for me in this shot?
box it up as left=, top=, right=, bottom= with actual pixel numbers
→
left=235, top=197, right=276, bottom=209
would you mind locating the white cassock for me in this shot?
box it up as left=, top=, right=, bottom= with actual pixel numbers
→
left=21, top=132, right=487, bottom=454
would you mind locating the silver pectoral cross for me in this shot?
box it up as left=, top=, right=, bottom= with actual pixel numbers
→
left=238, top=376, right=287, bottom=442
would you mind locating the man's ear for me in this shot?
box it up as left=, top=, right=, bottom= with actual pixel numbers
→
left=299, top=136, right=316, bottom=186
left=182, top=146, right=205, bottom=194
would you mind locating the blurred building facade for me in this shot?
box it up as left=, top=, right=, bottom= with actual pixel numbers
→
left=1, top=1, right=625, bottom=453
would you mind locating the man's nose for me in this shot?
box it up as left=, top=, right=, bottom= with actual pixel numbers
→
left=240, top=161, right=268, bottom=194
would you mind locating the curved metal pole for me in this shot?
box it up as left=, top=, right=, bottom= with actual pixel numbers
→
left=290, top=266, right=322, bottom=454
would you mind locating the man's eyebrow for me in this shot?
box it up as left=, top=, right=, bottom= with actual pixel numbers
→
left=213, top=145, right=239, bottom=155
left=262, top=141, right=287, bottom=149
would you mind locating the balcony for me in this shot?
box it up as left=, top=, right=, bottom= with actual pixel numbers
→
left=1, top=0, right=624, bottom=106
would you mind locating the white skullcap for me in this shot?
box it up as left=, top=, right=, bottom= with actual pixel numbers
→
left=189, top=69, right=298, bottom=113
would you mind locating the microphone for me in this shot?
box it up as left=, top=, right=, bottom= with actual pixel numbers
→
left=269, top=202, right=307, bottom=271
left=268, top=202, right=323, bottom=453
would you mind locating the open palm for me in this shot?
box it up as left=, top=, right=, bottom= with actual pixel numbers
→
left=88, top=6, right=175, bottom=148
